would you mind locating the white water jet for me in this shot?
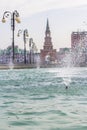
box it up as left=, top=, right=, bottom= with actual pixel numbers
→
left=58, top=67, right=72, bottom=87
left=59, top=36, right=87, bottom=87
left=8, top=59, right=14, bottom=69
left=63, top=76, right=71, bottom=87
left=36, top=55, right=41, bottom=68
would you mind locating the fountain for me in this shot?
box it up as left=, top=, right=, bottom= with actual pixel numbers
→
left=36, top=55, right=41, bottom=68
left=8, top=59, right=14, bottom=69
left=59, top=35, right=87, bottom=88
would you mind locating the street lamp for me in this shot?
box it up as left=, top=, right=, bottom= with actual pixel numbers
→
left=29, top=38, right=37, bottom=64
left=2, top=10, right=20, bottom=63
left=17, top=29, right=29, bottom=64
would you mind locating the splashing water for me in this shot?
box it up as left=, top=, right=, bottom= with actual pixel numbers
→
left=59, top=37, right=87, bottom=87
left=36, top=55, right=41, bottom=68
left=63, top=77, right=71, bottom=86
left=8, top=59, right=14, bottom=69
left=58, top=67, right=73, bottom=87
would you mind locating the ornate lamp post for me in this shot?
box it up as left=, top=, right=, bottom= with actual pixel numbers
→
left=29, top=38, right=37, bottom=64
left=17, top=29, right=29, bottom=64
left=2, top=10, right=20, bottom=63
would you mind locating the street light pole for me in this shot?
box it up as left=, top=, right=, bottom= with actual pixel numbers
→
left=29, top=38, right=33, bottom=64
left=29, top=38, right=37, bottom=64
left=17, top=29, right=29, bottom=64
left=2, top=10, right=20, bottom=63
left=23, top=30, right=28, bottom=64
left=11, top=12, right=15, bottom=62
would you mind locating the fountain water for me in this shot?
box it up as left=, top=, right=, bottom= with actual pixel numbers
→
left=35, top=55, right=41, bottom=68
left=60, top=36, right=87, bottom=87
left=8, top=59, right=14, bottom=69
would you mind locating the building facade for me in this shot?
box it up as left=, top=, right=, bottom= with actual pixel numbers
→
left=71, top=31, right=87, bottom=66
left=71, top=31, right=87, bottom=49
left=40, top=19, right=57, bottom=64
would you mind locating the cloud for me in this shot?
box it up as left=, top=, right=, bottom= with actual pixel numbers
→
left=0, top=0, right=25, bottom=8
left=18, top=0, right=87, bottom=18
left=0, top=0, right=87, bottom=18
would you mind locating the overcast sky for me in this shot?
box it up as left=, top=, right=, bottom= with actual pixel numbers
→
left=0, top=0, right=87, bottom=51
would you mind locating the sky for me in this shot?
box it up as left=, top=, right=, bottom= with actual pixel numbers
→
left=0, top=0, right=87, bottom=52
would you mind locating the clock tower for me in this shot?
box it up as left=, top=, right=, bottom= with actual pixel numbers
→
left=40, top=19, right=57, bottom=64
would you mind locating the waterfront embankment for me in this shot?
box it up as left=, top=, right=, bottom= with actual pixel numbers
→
left=0, top=63, right=58, bottom=69
left=0, top=63, right=37, bottom=69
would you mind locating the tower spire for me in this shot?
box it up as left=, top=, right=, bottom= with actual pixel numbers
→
left=46, top=18, right=50, bottom=32
left=45, top=18, right=50, bottom=37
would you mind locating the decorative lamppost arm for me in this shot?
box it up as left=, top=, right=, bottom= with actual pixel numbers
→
left=2, top=11, right=11, bottom=23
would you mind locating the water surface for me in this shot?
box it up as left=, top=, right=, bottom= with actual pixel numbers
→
left=0, top=67, right=87, bottom=130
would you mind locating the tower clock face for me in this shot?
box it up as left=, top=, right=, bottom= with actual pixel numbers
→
left=47, top=33, right=49, bottom=37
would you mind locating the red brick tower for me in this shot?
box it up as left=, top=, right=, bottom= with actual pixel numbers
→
left=40, top=19, right=57, bottom=64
